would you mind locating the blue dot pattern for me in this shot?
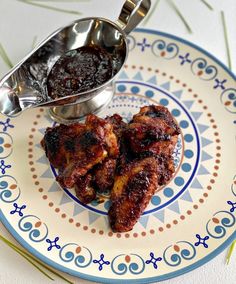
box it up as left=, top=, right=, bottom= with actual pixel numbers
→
left=104, top=200, right=111, bottom=210
left=180, top=120, right=189, bottom=128
left=160, top=99, right=169, bottom=106
left=184, top=150, right=194, bottom=158
left=182, top=163, right=192, bottom=172
left=174, top=177, right=185, bottom=186
left=117, top=85, right=126, bottom=92
left=171, top=109, right=180, bottom=117
left=0, top=137, right=4, bottom=154
left=151, top=196, right=161, bottom=206
left=184, top=134, right=193, bottom=142
left=145, top=90, right=154, bottom=98
left=131, top=86, right=140, bottom=94
left=164, top=188, right=174, bottom=197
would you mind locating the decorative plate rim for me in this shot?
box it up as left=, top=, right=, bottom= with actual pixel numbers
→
left=1, top=211, right=236, bottom=284
left=135, top=28, right=236, bottom=80
left=0, top=28, right=235, bottom=283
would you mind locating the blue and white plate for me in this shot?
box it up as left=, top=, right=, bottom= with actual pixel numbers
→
left=0, top=29, right=235, bottom=283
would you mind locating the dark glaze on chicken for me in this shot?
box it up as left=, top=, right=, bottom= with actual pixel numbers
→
left=41, top=105, right=180, bottom=232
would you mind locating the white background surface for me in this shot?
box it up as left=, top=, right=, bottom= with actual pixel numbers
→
left=0, top=0, right=235, bottom=283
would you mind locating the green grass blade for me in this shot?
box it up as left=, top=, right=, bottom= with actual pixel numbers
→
left=0, top=234, right=74, bottom=284
left=15, top=249, right=55, bottom=281
left=168, top=0, right=192, bottom=33
left=18, top=0, right=82, bottom=15
left=226, top=240, right=236, bottom=264
left=0, top=238, right=54, bottom=281
left=142, top=0, right=161, bottom=26
left=31, top=35, right=38, bottom=49
left=221, top=10, right=232, bottom=70
left=0, top=43, right=13, bottom=68
left=200, top=0, right=214, bottom=11
left=30, top=0, right=89, bottom=2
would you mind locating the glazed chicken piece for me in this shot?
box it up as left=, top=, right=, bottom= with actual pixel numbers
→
left=74, top=174, right=96, bottom=204
left=41, top=105, right=180, bottom=232
left=125, top=105, right=180, bottom=157
left=41, top=123, right=86, bottom=169
left=105, top=114, right=127, bottom=141
left=139, top=152, right=176, bottom=186
left=93, top=158, right=117, bottom=193
left=132, top=105, right=180, bottom=135
left=43, top=123, right=107, bottom=188
left=108, top=157, right=158, bottom=232
left=125, top=122, right=178, bottom=156
left=157, top=154, right=175, bottom=186
left=108, top=105, right=180, bottom=232
left=41, top=115, right=119, bottom=188
left=90, top=115, right=127, bottom=193
left=86, top=114, right=119, bottom=158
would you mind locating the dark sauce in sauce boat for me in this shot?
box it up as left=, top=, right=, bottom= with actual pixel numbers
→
left=47, top=45, right=114, bottom=99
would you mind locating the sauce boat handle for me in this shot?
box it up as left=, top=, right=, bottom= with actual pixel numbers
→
left=116, top=0, right=151, bottom=35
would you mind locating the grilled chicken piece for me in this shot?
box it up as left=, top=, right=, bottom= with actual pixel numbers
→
left=93, top=158, right=117, bottom=192
left=57, top=146, right=107, bottom=188
left=125, top=122, right=178, bottom=156
left=42, top=115, right=119, bottom=188
left=105, top=114, right=127, bottom=141
left=108, top=157, right=158, bottom=232
left=132, top=105, right=180, bottom=136
left=41, top=123, right=86, bottom=169
left=139, top=152, right=176, bottom=186
left=105, top=114, right=129, bottom=174
left=86, top=114, right=119, bottom=158
left=157, top=154, right=175, bottom=186
left=124, top=105, right=180, bottom=158
left=108, top=106, right=180, bottom=232
left=74, top=174, right=96, bottom=204
left=41, top=105, right=180, bottom=231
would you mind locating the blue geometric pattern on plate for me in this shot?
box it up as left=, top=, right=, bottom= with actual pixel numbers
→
left=194, top=234, right=209, bottom=248
left=111, top=254, right=145, bottom=275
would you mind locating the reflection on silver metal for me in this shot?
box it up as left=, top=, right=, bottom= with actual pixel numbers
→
left=0, top=0, right=151, bottom=122
left=48, top=82, right=115, bottom=124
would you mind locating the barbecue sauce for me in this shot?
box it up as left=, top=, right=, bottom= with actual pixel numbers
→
left=47, top=45, right=113, bottom=99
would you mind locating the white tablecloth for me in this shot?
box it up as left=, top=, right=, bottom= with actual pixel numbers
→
left=0, top=0, right=235, bottom=283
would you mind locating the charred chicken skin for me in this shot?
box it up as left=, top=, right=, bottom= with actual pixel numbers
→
left=108, top=105, right=180, bottom=232
left=41, top=114, right=119, bottom=189
left=93, top=158, right=117, bottom=193
left=125, top=105, right=180, bottom=156
left=108, top=157, right=158, bottom=232
left=41, top=105, right=180, bottom=231
left=74, top=173, right=96, bottom=204
left=41, top=123, right=86, bottom=169
left=105, top=114, right=127, bottom=141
